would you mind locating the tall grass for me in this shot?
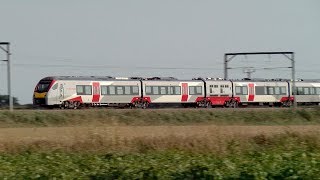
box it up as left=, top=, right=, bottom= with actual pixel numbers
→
left=1, top=129, right=319, bottom=155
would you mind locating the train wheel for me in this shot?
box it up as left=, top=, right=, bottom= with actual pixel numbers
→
left=73, top=101, right=80, bottom=109
left=229, top=100, right=238, bottom=108
left=65, top=101, right=71, bottom=109
left=142, top=102, right=149, bottom=109
left=234, top=101, right=239, bottom=108
left=60, top=101, right=68, bottom=109
left=206, top=102, right=212, bottom=108
left=131, top=101, right=139, bottom=108
left=282, top=100, right=292, bottom=107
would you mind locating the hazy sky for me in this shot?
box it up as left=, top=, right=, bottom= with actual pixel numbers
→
left=0, top=0, right=319, bottom=104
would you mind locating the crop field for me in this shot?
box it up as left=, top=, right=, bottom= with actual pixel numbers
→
left=0, top=108, right=320, bottom=179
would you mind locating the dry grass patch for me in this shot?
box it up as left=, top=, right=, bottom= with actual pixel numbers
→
left=0, top=125, right=319, bottom=154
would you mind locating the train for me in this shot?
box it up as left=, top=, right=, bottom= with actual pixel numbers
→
left=33, top=76, right=320, bottom=109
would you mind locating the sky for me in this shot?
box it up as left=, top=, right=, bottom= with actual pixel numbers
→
left=0, top=0, right=319, bottom=104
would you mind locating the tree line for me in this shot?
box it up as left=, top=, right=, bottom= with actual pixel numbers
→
left=0, top=95, right=20, bottom=106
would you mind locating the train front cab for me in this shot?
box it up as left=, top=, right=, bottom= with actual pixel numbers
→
left=33, top=77, right=57, bottom=107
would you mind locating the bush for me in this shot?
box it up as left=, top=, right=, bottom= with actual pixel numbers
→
left=0, top=149, right=320, bottom=179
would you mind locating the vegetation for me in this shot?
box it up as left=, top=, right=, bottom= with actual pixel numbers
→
left=0, top=94, right=20, bottom=107
left=0, top=108, right=320, bottom=127
left=1, top=108, right=320, bottom=178
left=0, top=132, right=320, bottom=179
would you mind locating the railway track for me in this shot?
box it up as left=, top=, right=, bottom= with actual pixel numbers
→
left=0, top=106, right=318, bottom=112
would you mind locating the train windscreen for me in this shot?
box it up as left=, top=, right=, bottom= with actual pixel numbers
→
left=35, top=80, right=52, bottom=92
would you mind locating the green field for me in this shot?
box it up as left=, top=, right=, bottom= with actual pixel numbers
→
left=0, top=108, right=320, bottom=179
left=1, top=132, right=320, bottom=179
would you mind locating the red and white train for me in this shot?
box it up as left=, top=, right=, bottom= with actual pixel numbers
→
left=33, top=76, right=320, bottom=109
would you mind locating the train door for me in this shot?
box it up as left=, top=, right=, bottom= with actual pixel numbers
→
left=181, top=83, right=188, bottom=102
left=220, top=84, right=232, bottom=96
left=248, top=83, right=255, bottom=101
left=50, top=83, right=59, bottom=104
left=209, top=84, right=219, bottom=96
left=92, top=82, right=100, bottom=103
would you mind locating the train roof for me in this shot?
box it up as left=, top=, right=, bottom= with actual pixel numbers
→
left=41, top=76, right=201, bottom=81
left=41, top=76, right=140, bottom=81
left=40, top=76, right=320, bottom=82
left=231, top=78, right=320, bottom=82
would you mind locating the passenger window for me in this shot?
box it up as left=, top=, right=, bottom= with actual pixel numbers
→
left=235, top=87, right=242, bottom=95
left=76, top=86, right=84, bottom=94
left=189, top=86, right=202, bottom=95
left=132, top=86, right=139, bottom=95
left=296, top=87, right=303, bottom=95
left=316, top=88, right=320, bottom=95
left=116, top=86, right=124, bottom=95
left=303, top=87, right=310, bottom=95
left=51, top=83, right=58, bottom=90
left=310, top=88, right=315, bottom=95
left=255, top=86, right=265, bottom=95
left=280, top=87, right=286, bottom=95
left=160, top=87, right=167, bottom=95
left=153, top=86, right=159, bottom=95
left=235, top=86, right=248, bottom=95
left=274, top=87, right=280, bottom=95
left=109, top=86, right=116, bottom=95
left=175, top=86, right=181, bottom=95
left=76, top=85, right=92, bottom=95
left=169, top=87, right=174, bottom=95
left=146, top=86, right=152, bottom=94
left=85, top=86, right=92, bottom=95
left=268, top=87, right=274, bottom=95
left=189, top=87, right=195, bottom=95
left=101, top=86, right=108, bottom=95
left=124, top=86, right=131, bottom=95
left=196, top=86, right=202, bottom=94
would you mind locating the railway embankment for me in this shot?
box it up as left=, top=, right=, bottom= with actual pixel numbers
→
left=0, top=108, right=320, bottom=127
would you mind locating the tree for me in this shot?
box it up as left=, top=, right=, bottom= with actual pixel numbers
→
left=0, top=95, right=20, bottom=106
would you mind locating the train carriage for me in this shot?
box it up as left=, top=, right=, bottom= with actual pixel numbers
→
left=141, top=78, right=205, bottom=107
left=33, top=76, right=142, bottom=109
left=293, top=80, right=320, bottom=105
left=98, top=79, right=141, bottom=106
left=231, top=80, right=291, bottom=107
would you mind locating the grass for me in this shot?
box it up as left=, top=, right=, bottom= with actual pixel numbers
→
left=0, top=107, right=320, bottom=127
left=0, top=125, right=319, bottom=154
left=1, top=108, right=320, bottom=178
